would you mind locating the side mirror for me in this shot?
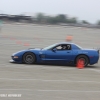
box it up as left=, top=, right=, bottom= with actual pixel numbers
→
left=52, top=48, right=57, bottom=52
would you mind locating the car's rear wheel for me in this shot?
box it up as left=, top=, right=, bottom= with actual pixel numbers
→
left=23, top=52, right=36, bottom=64
left=76, top=55, right=89, bottom=67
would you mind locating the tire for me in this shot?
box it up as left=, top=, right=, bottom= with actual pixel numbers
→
left=76, top=55, right=89, bottom=67
left=23, top=52, right=36, bottom=64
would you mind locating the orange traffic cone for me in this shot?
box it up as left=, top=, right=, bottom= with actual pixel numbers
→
left=77, top=59, right=84, bottom=69
left=16, top=41, right=22, bottom=45
left=23, top=43, right=30, bottom=46
left=66, top=35, right=73, bottom=42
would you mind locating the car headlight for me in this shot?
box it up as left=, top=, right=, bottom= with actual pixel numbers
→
left=13, top=56, right=19, bottom=59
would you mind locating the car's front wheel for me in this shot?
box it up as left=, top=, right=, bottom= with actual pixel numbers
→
left=23, top=52, right=36, bottom=64
left=76, top=55, right=89, bottom=67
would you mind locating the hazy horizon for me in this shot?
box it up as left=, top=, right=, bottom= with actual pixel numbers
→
left=0, top=0, right=100, bottom=23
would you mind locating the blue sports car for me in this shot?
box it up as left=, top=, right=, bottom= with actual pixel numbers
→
left=10, top=42, right=99, bottom=67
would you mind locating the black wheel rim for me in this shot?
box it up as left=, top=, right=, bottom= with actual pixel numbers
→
left=25, top=55, right=34, bottom=64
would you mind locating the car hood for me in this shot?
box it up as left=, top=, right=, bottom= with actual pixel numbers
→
left=13, top=48, right=42, bottom=56
left=28, top=48, right=41, bottom=51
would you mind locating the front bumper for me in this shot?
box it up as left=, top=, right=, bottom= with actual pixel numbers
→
left=9, top=59, right=22, bottom=64
left=10, top=55, right=22, bottom=63
left=9, top=59, right=16, bottom=63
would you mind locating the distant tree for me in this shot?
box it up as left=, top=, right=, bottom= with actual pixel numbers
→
left=36, top=13, right=45, bottom=23
left=46, top=14, right=68, bottom=24
left=55, top=14, right=67, bottom=23
left=82, top=20, right=89, bottom=24
left=97, top=20, right=100, bottom=25
left=46, top=16, right=55, bottom=24
left=35, top=14, right=78, bottom=24
left=67, top=17, right=77, bottom=24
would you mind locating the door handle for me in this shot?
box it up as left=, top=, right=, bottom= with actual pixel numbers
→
left=67, top=52, right=70, bottom=53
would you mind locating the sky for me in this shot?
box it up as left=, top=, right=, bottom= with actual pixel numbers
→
left=0, top=0, right=100, bottom=23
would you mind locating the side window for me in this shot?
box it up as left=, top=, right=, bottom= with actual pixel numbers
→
left=61, top=44, right=71, bottom=50
left=66, top=44, right=71, bottom=50
left=55, top=44, right=71, bottom=50
left=56, top=45, right=62, bottom=50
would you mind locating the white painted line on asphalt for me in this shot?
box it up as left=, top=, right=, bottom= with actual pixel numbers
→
left=40, top=79, right=100, bottom=83
left=0, top=63, right=100, bottom=72
left=0, top=64, right=25, bottom=68
left=37, top=90, right=100, bottom=92
left=0, top=78, right=100, bottom=84
left=0, top=78, right=39, bottom=81
left=0, top=71, right=26, bottom=73
left=0, top=65, right=38, bottom=68
left=0, top=64, right=76, bottom=70
left=0, top=89, right=31, bottom=91
left=0, top=89, right=100, bottom=93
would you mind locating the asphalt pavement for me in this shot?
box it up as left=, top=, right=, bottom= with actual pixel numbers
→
left=0, top=23, right=100, bottom=100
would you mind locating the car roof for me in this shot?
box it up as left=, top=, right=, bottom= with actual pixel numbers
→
left=56, top=42, right=75, bottom=45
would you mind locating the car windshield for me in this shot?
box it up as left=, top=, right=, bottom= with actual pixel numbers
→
left=42, top=44, right=57, bottom=50
left=76, top=44, right=82, bottom=49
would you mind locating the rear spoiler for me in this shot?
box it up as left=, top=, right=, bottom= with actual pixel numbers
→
left=97, top=49, right=99, bottom=54
left=93, top=47, right=100, bottom=54
left=96, top=48, right=100, bottom=54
